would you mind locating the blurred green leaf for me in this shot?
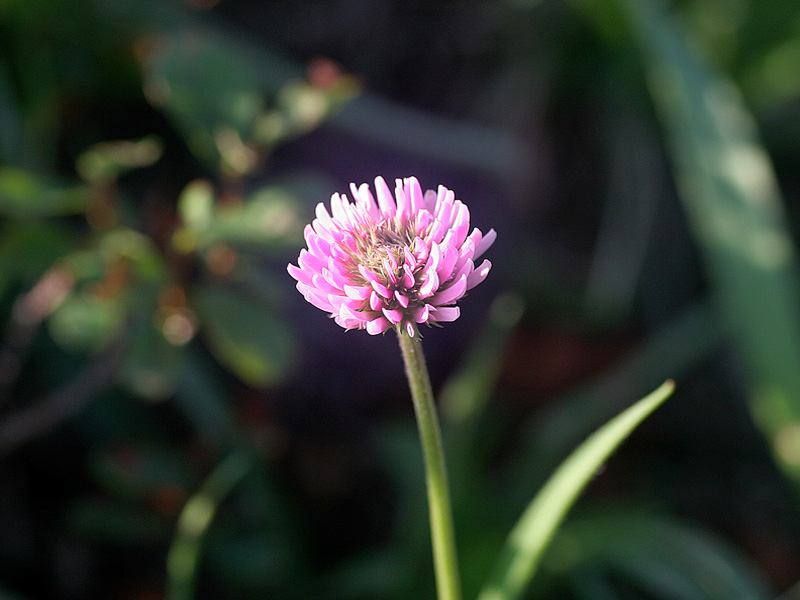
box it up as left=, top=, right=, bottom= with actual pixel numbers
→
left=192, top=284, right=295, bottom=388
left=617, top=0, right=800, bottom=481
left=56, top=229, right=166, bottom=292
left=0, top=221, right=72, bottom=300
left=175, top=348, right=237, bottom=448
left=47, top=293, right=124, bottom=352
left=548, top=510, right=770, bottom=600
left=251, top=67, right=361, bottom=148
left=0, top=0, right=145, bottom=168
left=99, top=228, right=167, bottom=284
left=44, top=229, right=167, bottom=354
left=177, top=179, right=215, bottom=236
left=119, top=319, right=183, bottom=400
left=207, top=185, right=301, bottom=249
left=142, top=29, right=358, bottom=174
left=441, top=292, right=525, bottom=426
left=437, top=292, right=525, bottom=600
left=174, top=180, right=301, bottom=255
left=213, top=191, right=301, bottom=253
left=0, top=166, right=89, bottom=217
left=177, top=465, right=307, bottom=597
left=28, top=229, right=173, bottom=409
left=75, top=136, right=163, bottom=184
left=477, top=380, right=674, bottom=600
left=142, top=28, right=297, bottom=170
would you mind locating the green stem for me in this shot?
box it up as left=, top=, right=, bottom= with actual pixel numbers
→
left=397, top=330, right=462, bottom=600
left=166, top=449, right=254, bottom=600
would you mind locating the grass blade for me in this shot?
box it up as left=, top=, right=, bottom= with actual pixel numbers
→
left=476, top=380, right=675, bottom=600
left=618, top=0, right=800, bottom=480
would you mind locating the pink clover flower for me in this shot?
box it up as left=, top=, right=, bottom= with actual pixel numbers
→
left=288, top=176, right=496, bottom=337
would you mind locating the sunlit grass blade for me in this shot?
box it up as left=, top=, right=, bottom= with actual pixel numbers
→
left=476, top=380, right=675, bottom=600
left=618, top=0, right=800, bottom=481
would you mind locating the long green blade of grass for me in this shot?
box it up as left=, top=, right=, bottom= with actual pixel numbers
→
left=476, top=380, right=674, bottom=600
left=617, top=0, right=800, bottom=481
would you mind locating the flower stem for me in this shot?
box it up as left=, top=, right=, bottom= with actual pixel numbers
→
left=397, top=330, right=462, bottom=600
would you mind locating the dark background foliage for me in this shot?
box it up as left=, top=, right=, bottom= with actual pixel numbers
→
left=1, top=0, right=800, bottom=598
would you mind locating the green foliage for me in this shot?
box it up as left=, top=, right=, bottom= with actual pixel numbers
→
left=0, top=221, right=72, bottom=298
left=174, top=179, right=303, bottom=254
left=0, top=167, right=89, bottom=217
left=477, top=381, right=674, bottom=600
left=0, top=1, right=344, bottom=596
left=614, top=0, right=800, bottom=482
left=48, top=293, right=125, bottom=353
left=142, top=28, right=359, bottom=174
left=192, top=284, right=295, bottom=388
left=76, top=137, right=164, bottom=185
left=547, top=510, right=770, bottom=600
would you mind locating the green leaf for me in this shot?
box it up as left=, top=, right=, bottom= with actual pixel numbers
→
left=550, top=510, right=769, bottom=600
left=118, top=319, right=182, bottom=400
left=0, top=166, right=89, bottom=217
left=476, top=380, right=675, bottom=600
left=75, top=136, right=163, bottom=184
left=504, top=301, right=719, bottom=514
left=440, top=292, right=525, bottom=427
left=47, top=293, right=125, bottom=352
left=177, top=179, right=215, bottom=234
left=98, top=228, right=167, bottom=284
left=173, top=182, right=302, bottom=255
left=616, top=0, right=800, bottom=481
left=192, top=284, right=295, bottom=387
left=200, top=186, right=302, bottom=251
left=141, top=28, right=297, bottom=169
left=0, top=221, right=72, bottom=300
left=175, top=348, right=238, bottom=448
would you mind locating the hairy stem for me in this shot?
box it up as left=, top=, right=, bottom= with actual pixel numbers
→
left=397, top=330, right=461, bottom=600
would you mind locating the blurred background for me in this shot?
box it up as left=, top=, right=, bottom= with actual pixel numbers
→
left=1, top=0, right=800, bottom=598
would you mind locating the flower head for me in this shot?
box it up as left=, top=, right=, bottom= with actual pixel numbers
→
left=288, top=176, right=496, bottom=337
